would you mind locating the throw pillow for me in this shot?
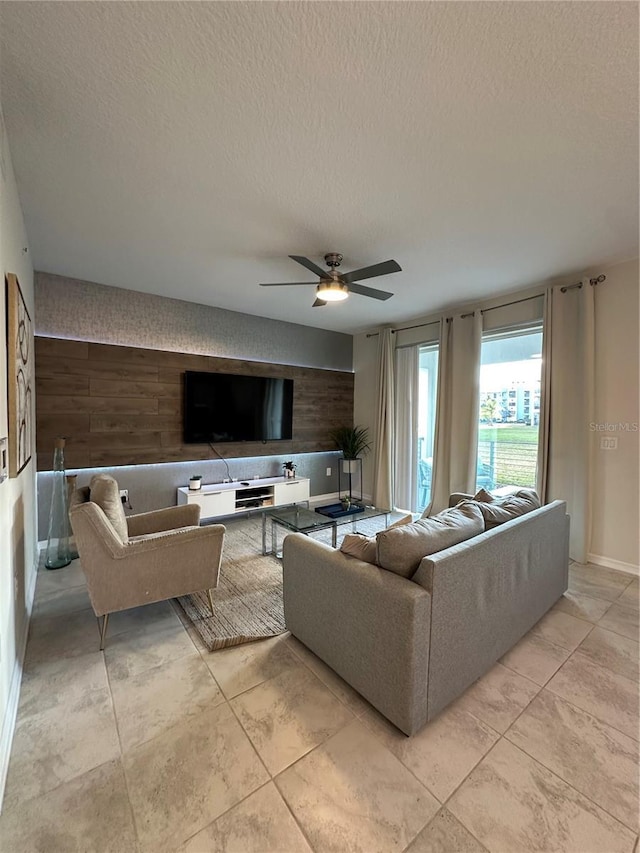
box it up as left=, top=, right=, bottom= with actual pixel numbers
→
left=477, top=489, right=541, bottom=530
left=89, top=474, right=129, bottom=542
left=376, top=502, right=484, bottom=578
left=340, top=533, right=378, bottom=564
left=338, top=514, right=412, bottom=565
left=388, top=513, right=413, bottom=528
left=472, top=488, right=494, bottom=503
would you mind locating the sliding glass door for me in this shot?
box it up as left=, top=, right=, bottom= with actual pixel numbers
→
left=395, top=342, right=439, bottom=513
left=477, top=327, right=543, bottom=491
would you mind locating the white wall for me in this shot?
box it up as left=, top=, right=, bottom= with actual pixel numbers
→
left=0, top=103, right=36, bottom=804
left=590, top=257, right=639, bottom=572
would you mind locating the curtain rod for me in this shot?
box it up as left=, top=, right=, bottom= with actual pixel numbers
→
left=366, top=274, right=606, bottom=336
left=366, top=320, right=439, bottom=339
left=560, top=274, right=606, bottom=293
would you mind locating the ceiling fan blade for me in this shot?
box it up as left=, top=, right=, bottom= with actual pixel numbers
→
left=312, top=298, right=326, bottom=307
left=289, top=255, right=328, bottom=279
left=259, top=282, right=319, bottom=287
left=341, top=260, right=402, bottom=284
left=347, top=282, right=394, bottom=301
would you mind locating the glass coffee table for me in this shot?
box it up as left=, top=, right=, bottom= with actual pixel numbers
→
left=262, top=504, right=390, bottom=557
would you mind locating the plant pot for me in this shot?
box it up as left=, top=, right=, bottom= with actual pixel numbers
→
left=189, top=477, right=202, bottom=491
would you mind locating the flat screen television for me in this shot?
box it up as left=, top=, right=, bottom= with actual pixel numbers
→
left=183, top=371, right=294, bottom=444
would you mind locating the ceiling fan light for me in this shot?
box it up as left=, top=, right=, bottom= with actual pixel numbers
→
left=316, top=281, right=349, bottom=302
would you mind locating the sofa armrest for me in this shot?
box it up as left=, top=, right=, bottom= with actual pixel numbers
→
left=127, top=504, right=201, bottom=536
left=282, top=534, right=431, bottom=735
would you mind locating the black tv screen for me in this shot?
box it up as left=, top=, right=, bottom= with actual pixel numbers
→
left=183, top=371, right=294, bottom=444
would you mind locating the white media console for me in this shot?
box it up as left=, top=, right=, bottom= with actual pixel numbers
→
left=177, top=476, right=310, bottom=521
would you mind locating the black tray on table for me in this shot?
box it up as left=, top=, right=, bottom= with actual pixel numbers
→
left=314, top=503, right=366, bottom=519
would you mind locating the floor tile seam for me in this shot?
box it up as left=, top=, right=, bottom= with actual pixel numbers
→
left=174, top=779, right=279, bottom=851
left=102, top=642, right=144, bottom=848
left=109, top=656, right=227, bottom=753
left=498, top=729, right=640, bottom=835
left=211, top=645, right=302, bottom=703
left=270, top=775, right=322, bottom=853
left=543, top=649, right=640, bottom=744
left=0, top=755, right=132, bottom=830
left=567, top=646, right=640, bottom=691
left=443, top=735, right=636, bottom=846
left=353, top=712, right=456, bottom=807
left=224, top=689, right=274, bottom=783
left=555, top=599, right=614, bottom=627
left=107, top=605, right=192, bottom=642
left=10, top=677, right=117, bottom=733
left=109, top=647, right=208, bottom=693
left=463, top=667, right=544, bottom=738
left=595, top=616, right=640, bottom=643
left=397, top=806, right=491, bottom=853
left=283, top=640, right=372, bottom=717
left=586, top=623, right=640, bottom=650
left=530, top=618, right=596, bottom=654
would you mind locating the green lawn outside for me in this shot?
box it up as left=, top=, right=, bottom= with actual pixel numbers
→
left=478, top=425, right=539, bottom=444
left=478, top=425, right=539, bottom=487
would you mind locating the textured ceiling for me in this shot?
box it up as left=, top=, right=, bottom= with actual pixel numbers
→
left=0, top=2, right=637, bottom=334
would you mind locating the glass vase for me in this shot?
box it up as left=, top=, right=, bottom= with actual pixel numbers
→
left=45, top=438, right=72, bottom=570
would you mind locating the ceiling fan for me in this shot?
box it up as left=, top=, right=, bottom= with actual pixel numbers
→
left=259, top=253, right=402, bottom=307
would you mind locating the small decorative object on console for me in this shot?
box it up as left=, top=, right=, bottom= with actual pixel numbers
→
left=283, top=461, right=297, bottom=479
left=189, top=475, right=203, bottom=491
left=340, top=495, right=351, bottom=511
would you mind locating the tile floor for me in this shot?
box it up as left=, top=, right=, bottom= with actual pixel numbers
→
left=0, top=523, right=638, bottom=853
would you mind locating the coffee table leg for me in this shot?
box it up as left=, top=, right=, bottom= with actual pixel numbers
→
left=262, top=512, right=268, bottom=555
left=332, top=522, right=337, bottom=548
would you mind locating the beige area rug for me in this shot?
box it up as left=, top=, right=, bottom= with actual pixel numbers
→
left=176, top=512, right=398, bottom=651
left=176, top=518, right=286, bottom=651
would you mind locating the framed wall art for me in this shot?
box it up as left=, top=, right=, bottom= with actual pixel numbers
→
left=6, top=273, right=33, bottom=476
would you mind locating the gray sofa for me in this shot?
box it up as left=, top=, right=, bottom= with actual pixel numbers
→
left=282, top=499, right=570, bottom=735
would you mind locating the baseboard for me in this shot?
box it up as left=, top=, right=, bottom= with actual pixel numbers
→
left=587, top=553, right=639, bottom=578
left=0, top=555, right=38, bottom=813
left=309, top=491, right=340, bottom=506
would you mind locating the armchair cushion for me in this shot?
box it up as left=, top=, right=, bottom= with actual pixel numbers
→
left=89, top=474, right=129, bottom=542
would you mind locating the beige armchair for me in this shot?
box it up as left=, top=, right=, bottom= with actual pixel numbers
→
left=69, top=475, right=225, bottom=649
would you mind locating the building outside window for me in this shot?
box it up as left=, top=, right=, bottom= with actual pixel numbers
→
left=477, top=327, right=543, bottom=490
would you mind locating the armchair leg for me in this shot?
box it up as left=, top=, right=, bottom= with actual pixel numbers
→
left=206, top=589, right=215, bottom=617
left=99, top=613, right=110, bottom=651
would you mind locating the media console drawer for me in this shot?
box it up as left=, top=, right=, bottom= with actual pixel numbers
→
left=188, top=489, right=236, bottom=517
left=273, top=480, right=310, bottom=505
left=177, top=476, right=310, bottom=521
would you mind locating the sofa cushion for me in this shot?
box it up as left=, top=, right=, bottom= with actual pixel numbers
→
left=339, top=513, right=413, bottom=565
left=376, top=503, right=484, bottom=578
left=476, top=489, right=540, bottom=530
left=89, top=475, right=129, bottom=542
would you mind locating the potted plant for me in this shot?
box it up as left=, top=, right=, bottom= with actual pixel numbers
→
left=189, top=475, right=203, bottom=491
left=282, top=460, right=297, bottom=479
left=329, top=425, right=371, bottom=474
left=340, top=494, right=351, bottom=511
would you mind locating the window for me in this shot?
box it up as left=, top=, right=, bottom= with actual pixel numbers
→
left=478, top=327, right=543, bottom=491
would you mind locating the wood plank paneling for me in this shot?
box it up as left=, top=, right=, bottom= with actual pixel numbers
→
left=35, top=337, right=353, bottom=470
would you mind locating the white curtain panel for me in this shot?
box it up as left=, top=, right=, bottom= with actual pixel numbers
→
left=540, top=280, right=595, bottom=562
left=428, top=312, right=483, bottom=514
left=373, top=328, right=396, bottom=510
left=450, top=311, right=483, bottom=493
left=428, top=318, right=453, bottom=514
left=394, top=345, right=420, bottom=513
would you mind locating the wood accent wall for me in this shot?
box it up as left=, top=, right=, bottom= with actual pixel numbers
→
left=35, top=337, right=354, bottom=470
